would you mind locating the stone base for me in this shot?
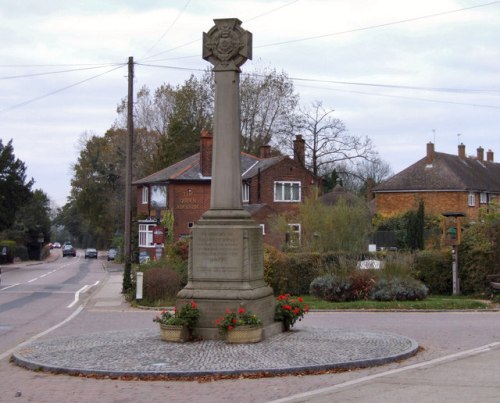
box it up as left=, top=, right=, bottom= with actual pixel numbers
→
left=177, top=214, right=278, bottom=340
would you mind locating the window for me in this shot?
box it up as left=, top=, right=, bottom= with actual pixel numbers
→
left=242, top=183, right=250, bottom=203
left=468, top=192, right=475, bottom=207
left=151, top=185, right=167, bottom=208
left=286, top=223, right=301, bottom=247
left=480, top=192, right=488, bottom=204
left=274, top=181, right=301, bottom=202
left=139, top=224, right=154, bottom=247
left=142, top=186, right=148, bottom=204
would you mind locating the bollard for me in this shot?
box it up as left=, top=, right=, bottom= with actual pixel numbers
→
left=136, top=271, right=143, bottom=300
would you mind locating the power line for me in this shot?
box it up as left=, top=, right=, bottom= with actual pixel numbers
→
left=0, top=64, right=125, bottom=115
left=140, top=0, right=192, bottom=61
left=0, top=64, right=124, bottom=80
left=257, top=0, right=500, bottom=48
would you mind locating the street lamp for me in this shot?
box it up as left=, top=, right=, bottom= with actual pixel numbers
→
left=442, top=212, right=465, bottom=295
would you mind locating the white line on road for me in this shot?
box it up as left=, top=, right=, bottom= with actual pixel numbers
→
left=0, top=283, right=20, bottom=291
left=67, top=280, right=100, bottom=308
left=268, top=341, right=500, bottom=403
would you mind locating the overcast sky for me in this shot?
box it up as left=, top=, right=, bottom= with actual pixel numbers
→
left=1, top=0, right=499, bottom=207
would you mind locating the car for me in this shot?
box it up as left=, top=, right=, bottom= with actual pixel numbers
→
left=53, top=242, right=61, bottom=249
left=107, top=248, right=117, bottom=261
left=84, top=248, right=98, bottom=259
left=62, top=244, right=76, bottom=257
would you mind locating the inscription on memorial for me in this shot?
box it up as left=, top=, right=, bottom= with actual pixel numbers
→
left=193, top=228, right=243, bottom=279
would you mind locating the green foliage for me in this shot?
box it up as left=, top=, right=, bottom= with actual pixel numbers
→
left=459, top=206, right=500, bottom=294
left=153, top=300, right=200, bottom=331
left=370, top=277, right=428, bottom=301
left=414, top=250, right=452, bottom=294
left=298, top=196, right=371, bottom=254
left=0, top=240, right=16, bottom=263
left=0, top=139, right=33, bottom=232
left=309, top=274, right=353, bottom=302
left=15, top=245, right=29, bottom=261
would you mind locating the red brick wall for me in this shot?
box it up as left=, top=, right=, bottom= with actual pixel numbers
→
left=375, top=191, right=480, bottom=219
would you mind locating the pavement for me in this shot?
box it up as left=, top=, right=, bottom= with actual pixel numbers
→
left=2, top=255, right=500, bottom=402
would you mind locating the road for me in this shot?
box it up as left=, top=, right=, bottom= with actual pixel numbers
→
left=0, top=250, right=106, bottom=357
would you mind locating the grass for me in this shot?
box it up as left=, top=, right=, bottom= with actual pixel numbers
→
left=301, top=295, right=494, bottom=310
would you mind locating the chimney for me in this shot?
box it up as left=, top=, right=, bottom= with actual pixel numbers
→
left=293, top=135, right=305, bottom=166
left=458, top=143, right=466, bottom=159
left=366, top=177, right=374, bottom=201
left=487, top=149, right=494, bottom=162
left=477, top=146, right=484, bottom=161
left=260, top=145, right=271, bottom=159
left=426, top=142, right=435, bottom=164
left=200, top=128, right=213, bottom=177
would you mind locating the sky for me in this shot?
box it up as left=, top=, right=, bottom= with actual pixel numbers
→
left=1, top=0, right=500, bottom=207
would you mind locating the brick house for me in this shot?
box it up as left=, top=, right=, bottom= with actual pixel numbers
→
left=134, top=131, right=317, bottom=257
left=374, top=142, right=500, bottom=219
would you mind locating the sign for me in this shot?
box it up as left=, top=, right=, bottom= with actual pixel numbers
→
left=152, top=226, right=165, bottom=244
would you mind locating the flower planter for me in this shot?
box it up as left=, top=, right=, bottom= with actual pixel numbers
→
left=226, top=325, right=263, bottom=344
left=159, top=324, right=189, bottom=342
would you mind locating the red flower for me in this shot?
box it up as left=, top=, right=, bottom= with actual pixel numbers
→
left=232, top=318, right=237, bottom=323
left=298, top=297, right=304, bottom=303
left=228, top=325, right=233, bottom=331
left=293, top=308, right=300, bottom=315
left=238, top=307, right=245, bottom=314
left=226, top=308, right=231, bottom=314
left=161, top=309, right=167, bottom=314
left=283, top=305, right=292, bottom=310
left=173, top=307, right=177, bottom=313
left=190, top=300, right=197, bottom=309
left=215, top=318, right=221, bottom=325
left=305, top=305, right=310, bottom=312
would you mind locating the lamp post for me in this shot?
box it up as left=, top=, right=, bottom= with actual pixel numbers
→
left=442, top=212, right=465, bottom=295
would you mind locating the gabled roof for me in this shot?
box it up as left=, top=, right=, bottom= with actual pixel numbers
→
left=374, top=152, right=500, bottom=193
left=242, top=156, right=286, bottom=179
left=133, top=152, right=262, bottom=185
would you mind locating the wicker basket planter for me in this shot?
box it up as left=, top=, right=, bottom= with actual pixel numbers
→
left=225, top=325, right=263, bottom=344
left=159, top=324, right=189, bottom=342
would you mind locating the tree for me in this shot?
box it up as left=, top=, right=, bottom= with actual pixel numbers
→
left=0, top=139, right=33, bottom=232
left=240, top=67, right=299, bottom=155
left=291, top=101, right=376, bottom=177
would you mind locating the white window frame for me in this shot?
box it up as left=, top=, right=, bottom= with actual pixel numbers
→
left=139, top=223, right=154, bottom=247
left=274, top=181, right=301, bottom=202
left=242, top=183, right=250, bottom=203
left=480, top=192, right=488, bottom=204
left=142, top=186, right=149, bottom=204
left=468, top=192, right=476, bottom=207
left=287, top=223, right=301, bottom=247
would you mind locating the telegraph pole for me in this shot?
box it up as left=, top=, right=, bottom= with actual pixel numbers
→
left=123, top=56, right=134, bottom=293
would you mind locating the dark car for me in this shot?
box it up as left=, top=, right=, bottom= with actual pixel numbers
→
left=107, top=248, right=117, bottom=261
left=62, top=244, right=76, bottom=257
left=84, top=248, right=98, bottom=259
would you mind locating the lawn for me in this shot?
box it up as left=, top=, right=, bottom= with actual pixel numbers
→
left=301, top=295, right=494, bottom=310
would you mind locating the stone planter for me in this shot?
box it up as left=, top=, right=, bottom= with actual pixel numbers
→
left=226, top=325, right=263, bottom=344
left=159, top=324, right=189, bottom=342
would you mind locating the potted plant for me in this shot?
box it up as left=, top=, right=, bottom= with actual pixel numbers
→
left=215, top=307, right=263, bottom=343
left=153, top=300, right=200, bottom=342
left=274, top=294, right=309, bottom=331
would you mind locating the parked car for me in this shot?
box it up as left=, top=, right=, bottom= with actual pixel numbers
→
left=107, top=248, right=118, bottom=261
left=62, top=244, right=76, bottom=257
left=84, top=248, right=98, bottom=259
left=138, top=251, right=150, bottom=264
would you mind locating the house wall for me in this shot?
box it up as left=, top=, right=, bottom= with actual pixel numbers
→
left=375, top=191, right=481, bottom=218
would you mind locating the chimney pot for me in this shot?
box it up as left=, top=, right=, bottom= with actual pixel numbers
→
left=458, top=143, right=466, bottom=159
left=487, top=149, right=494, bottom=162
left=260, top=145, right=271, bottom=159
left=477, top=146, right=484, bottom=161
left=293, top=135, right=305, bottom=166
left=426, top=142, right=435, bottom=164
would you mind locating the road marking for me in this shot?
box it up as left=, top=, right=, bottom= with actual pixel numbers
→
left=67, top=281, right=100, bottom=308
left=268, top=341, right=500, bottom=403
left=0, top=283, right=20, bottom=291
left=27, top=278, right=37, bottom=283
left=0, top=305, right=84, bottom=361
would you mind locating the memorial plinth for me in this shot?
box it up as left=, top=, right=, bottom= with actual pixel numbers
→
left=177, top=18, right=279, bottom=340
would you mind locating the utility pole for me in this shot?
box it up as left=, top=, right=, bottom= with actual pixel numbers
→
left=123, top=56, right=134, bottom=293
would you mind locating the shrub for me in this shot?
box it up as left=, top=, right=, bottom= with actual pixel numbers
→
left=370, top=277, right=428, bottom=301
left=309, top=274, right=353, bottom=302
left=349, top=270, right=377, bottom=300
left=142, top=267, right=182, bottom=303
left=415, top=250, right=452, bottom=294
left=15, top=245, right=29, bottom=261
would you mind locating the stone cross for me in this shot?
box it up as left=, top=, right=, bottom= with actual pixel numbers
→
left=202, top=19, right=252, bottom=213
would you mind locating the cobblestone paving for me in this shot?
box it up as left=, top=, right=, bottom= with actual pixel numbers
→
left=12, top=326, right=417, bottom=378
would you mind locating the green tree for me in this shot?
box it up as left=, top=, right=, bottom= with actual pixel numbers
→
left=0, top=139, right=33, bottom=232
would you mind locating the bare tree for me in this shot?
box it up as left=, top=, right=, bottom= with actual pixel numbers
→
left=293, top=101, right=376, bottom=177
